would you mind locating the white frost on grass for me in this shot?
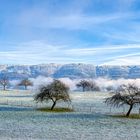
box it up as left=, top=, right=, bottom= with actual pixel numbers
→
left=0, top=90, right=139, bottom=139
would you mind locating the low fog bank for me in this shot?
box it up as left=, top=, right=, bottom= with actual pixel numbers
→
left=29, top=76, right=76, bottom=91
left=94, top=78, right=140, bottom=91
left=24, top=76, right=140, bottom=92
left=7, top=76, right=140, bottom=92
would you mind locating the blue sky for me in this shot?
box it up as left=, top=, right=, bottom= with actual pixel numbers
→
left=0, top=0, right=140, bottom=65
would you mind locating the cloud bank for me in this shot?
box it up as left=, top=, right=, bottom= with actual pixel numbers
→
left=28, top=76, right=140, bottom=92
left=1, top=41, right=140, bottom=65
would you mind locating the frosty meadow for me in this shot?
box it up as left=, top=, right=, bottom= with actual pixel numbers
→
left=0, top=72, right=140, bottom=139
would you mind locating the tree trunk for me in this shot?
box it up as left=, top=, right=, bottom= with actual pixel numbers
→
left=51, top=101, right=56, bottom=110
left=25, top=85, right=27, bottom=90
left=126, top=105, right=133, bottom=117
left=83, top=87, right=85, bottom=92
left=3, top=85, right=6, bottom=90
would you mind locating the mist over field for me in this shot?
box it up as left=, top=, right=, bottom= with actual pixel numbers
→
left=18, top=76, right=140, bottom=91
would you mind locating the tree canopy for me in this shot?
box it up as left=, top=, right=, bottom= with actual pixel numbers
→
left=34, top=80, right=71, bottom=110
left=18, top=79, right=33, bottom=90
left=0, top=74, right=9, bottom=90
left=105, top=84, right=140, bottom=116
left=76, top=80, right=100, bottom=92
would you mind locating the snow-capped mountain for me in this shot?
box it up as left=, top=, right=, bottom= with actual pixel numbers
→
left=0, top=64, right=140, bottom=79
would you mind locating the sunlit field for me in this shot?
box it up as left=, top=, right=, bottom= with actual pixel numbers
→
left=0, top=90, right=139, bottom=140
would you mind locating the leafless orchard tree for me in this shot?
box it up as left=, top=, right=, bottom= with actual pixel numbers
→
left=105, top=83, right=140, bottom=117
left=0, top=74, right=9, bottom=90
left=34, top=80, right=71, bottom=110
left=18, top=79, right=33, bottom=90
left=76, top=80, right=90, bottom=92
left=76, top=80, right=100, bottom=92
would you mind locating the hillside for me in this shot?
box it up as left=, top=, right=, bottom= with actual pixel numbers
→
left=0, top=64, right=140, bottom=79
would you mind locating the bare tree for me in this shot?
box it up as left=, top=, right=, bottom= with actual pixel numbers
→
left=76, top=80, right=91, bottom=92
left=105, top=84, right=140, bottom=117
left=76, top=80, right=100, bottom=92
left=89, top=81, right=100, bottom=91
left=34, top=80, right=71, bottom=110
left=0, top=74, right=9, bottom=90
left=18, top=79, right=33, bottom=90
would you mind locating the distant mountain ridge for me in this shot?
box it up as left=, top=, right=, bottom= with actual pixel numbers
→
left=0, top=63, right=140, bottom=79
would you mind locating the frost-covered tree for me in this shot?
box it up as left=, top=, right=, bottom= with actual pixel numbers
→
left=105, top=84, right=140, bottom=117
left=34, top=80, right=71, bottom=110
left=76, top=80, right=91, bottom=92
left=18, top=79, right=33, bottom=90
left=0, top=74, right=9, bottom=90
left=76, top=80, right=100, bottom=92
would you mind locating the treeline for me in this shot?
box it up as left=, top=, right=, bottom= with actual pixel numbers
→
left=0, top=73, right=33, bottom=90
left=2, top=72, right=139, bottom=92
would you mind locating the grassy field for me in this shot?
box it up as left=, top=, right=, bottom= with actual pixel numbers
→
left=0, top=90, right=139, bottom=139
left=112, top=114, right=140, bottom=119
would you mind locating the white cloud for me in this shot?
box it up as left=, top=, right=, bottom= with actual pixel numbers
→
left=10, top=0, right=136, bottom=32
left=17, top=11, right=133, bottom=31
left=0, top=41, right=140, bottom=65
left=101, top=57, right=140, bottom=65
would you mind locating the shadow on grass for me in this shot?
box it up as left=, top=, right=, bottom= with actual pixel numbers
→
left=110, top=114, right=140, bottom=119
left=37, top=107, right=74, bottom=113
left=4, top=95, right=32, bottom=98
left=0, top=106, right=33, bottom=111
